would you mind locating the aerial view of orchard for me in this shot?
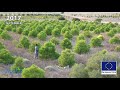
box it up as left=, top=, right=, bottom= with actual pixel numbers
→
left=0, top=12, right=120, bottom=78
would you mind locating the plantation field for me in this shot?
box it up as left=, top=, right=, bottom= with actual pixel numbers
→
left=0, top=14, right=120, bottom=78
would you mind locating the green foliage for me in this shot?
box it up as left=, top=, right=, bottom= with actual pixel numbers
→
left=58, top=49, right=75, bottom=67
left=88, top=70, right=101, bottom=78
left=83, top=31, right=92, bottom=38
left=97, top=35, right=104, bottom=41
left=61, top=38, right=72, bottom=49
left=74, top=40, right=90, bottom=54
left=90, top=37, right=103, bottom=47
left=61, top=27, right=69, bottom=35
left=37, top=31, right=47, bottom=40
left=35, top=25, right=43, bottom=32
left=50, top=37, right=59, bottom=45
left=52, top=28, right=61, bottom=37
left=12, top=28, right=16, bottom=32
left=0, top=49, right=15, bottom=64
left=28, top=30, right=38, bottom=37
left=45, top=25, right=53, bottom=35
left=0, top=42, right=5, bottom=50
left=115, top=46, right=120, bottom=52
left=94, top=28, right=100, bottom=34
left=0, top=29, right=3, bottom=34
left=22, top=64, right=45, bottom=78
left=109, top=35, right=120, bottom=44
left=0, top=30, right=12, bottom=40
left=117, top=27, right=120, bottom=33
left=18, top=36, right=30, bottom=48
left=22, top=29, right=29, bottom=36
left=5, top=25, right=12, bottom=31
left=76, top=34, right=85, bottom=41
left=71, top=28, right=79, bottom=35
left=69, top=63, right=88, bottom=78
left=64, top=31, right=73, bottom=39
left=39, top=42, right=59, bottom=59
left=11, top=57, right=24, bottom=73
left=107, top=29, right=117, bottom=37
left=86, top=49, right=120, bottom=73
left=16, top=27, right=23, bottom=34
left=29, top=41, right=41, bottom=52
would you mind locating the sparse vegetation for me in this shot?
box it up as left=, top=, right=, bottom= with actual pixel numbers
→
left=0, top=14, right=120, bottom=78
left=0, top=30, right=12, bottom=40
left=69, top=63, right=88, bottom=78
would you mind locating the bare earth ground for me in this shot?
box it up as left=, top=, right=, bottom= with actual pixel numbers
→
left=1, top=28, right=120, bottom=78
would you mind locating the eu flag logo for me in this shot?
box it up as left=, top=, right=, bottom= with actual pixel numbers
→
left=101, top=61, right=117, bottom=75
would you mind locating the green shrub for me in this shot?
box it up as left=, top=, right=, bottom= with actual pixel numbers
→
left=52, top=28, right=61, bottom=37
left=117, top=27, right=120, bottom=33
left=0, top=30, right=12, bottom=40
left=37, top=31, right=47, bottom=40
left=50, top=37, right=59, bottom=45
left=97, top=35, right=104, bottom=41
left=109, top=36, right=120, bottom=44
left=76, top=34, right=85, bottom=42
left=90, top=37, right=103, bottom=47
left=22, top=29, right=29, bottom=36
left=61, top=38, right=72, bottom=49
left=22, top=64, right=45, bottom=78
left=0, top=29, right=3, bottom=34
left=35, top=25, right=43, bottom=32
left=0, top=23, right=5, bottom=29
left=18, top=36, right=30, bottom=48
left=12, top=28, right=16, bottom=32
left=107, top=29, right=116, bottom=37
left=115, top=46, right=120, bottom=52
left=69, top=63, right=88, bottom=78
left=5, top=25, right=12, bottom=31
left=61, top=27, right=69, bottom=35
left=39, top=42, right=59, bottom=59
left=94, top=28, right=100, bottom=34
left=0, top=42, right=5, bottom=50
left=83, top=31, right=92, bottom=38
left=64, top=31, right=73, bottom=39
left=74, top=40, right=90, bottom=54
left=28, top=30, right=38, bottom=37
left=58, top=49, right=75, bottom=67
left=88, top=70, right=101, bottom=78
left=86, top=49, right=120, bottom=72
left=71, top=28, right=79, bottom=35
left=29, top=41, right=41, bottom=52
left=0, top=49, right=15, bottom=64
left=11, top=57, right=24, bottom=73
left=16, top=27, right=23, bottom=34
left=45, top=25, right=53, bottom=35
